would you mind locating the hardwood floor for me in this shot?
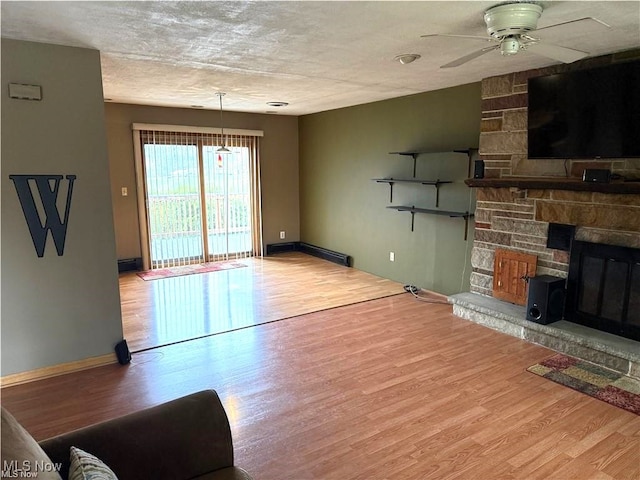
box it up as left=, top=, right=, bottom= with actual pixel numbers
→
left=2, top=255, right=639, bottom=479
left=120, top=252, right=404, bottom=351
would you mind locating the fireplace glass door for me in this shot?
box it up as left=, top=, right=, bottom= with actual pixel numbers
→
left=566, top=240, right=640, bottom=341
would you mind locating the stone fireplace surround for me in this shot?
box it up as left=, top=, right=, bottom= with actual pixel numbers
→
left=448, top=50, right=640, bottom=379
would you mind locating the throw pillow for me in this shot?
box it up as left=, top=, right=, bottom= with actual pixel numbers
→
left=69, top=446, right=118, bottom=480
left=1, top=407, right=63, bottom=480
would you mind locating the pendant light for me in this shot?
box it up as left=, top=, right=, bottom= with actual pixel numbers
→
left=216, top=92, right=230, bottom=153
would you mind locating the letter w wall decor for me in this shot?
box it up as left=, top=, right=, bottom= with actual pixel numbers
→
left=9, top=174, right=76, bottom=257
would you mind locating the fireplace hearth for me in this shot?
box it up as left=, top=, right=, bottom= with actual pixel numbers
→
left=448, top=291, right=640, bottom=379
left=566, top=240, right=640, bottom=341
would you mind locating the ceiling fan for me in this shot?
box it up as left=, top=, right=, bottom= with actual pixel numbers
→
left=422, top=2, right=610, bottom=68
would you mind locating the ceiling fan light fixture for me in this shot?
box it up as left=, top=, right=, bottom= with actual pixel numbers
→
left=500, top=36, right=521, bottom=56
left=394, top=53, right=421, bottom=65
left=424, top=1, right=601, bottom=68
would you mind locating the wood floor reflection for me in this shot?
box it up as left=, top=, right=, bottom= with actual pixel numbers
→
left=120, top=252, right=404, bottom=352
left=4, top=293, right=639, bottom=479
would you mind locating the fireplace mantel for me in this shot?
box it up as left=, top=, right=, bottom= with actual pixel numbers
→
left=465, top=177, right=640, bottom=194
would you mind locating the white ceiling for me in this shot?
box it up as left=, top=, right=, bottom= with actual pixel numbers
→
left=2, top=1, right=639, bottom=116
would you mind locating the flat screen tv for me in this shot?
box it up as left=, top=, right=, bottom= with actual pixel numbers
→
left=527, top=60, right=640, bottom=159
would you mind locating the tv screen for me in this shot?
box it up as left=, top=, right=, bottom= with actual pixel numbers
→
left=528, top=61, right=640, bottom=159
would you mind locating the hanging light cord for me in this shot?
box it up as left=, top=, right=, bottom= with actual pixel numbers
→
left=218, top=92, right=226, bottom=149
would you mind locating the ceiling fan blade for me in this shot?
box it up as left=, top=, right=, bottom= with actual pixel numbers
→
left=526, top=42, right=589, bottom=63
left=534, top=16, right=611, bottom=33
left=441, top=45, right=499, bottom=68
left=421, top=33, right=493, bottom=42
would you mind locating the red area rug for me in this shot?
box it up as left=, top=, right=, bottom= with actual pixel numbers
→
left=137, top=261, right=247, bottom=281
left=527, top=353, right=640, bottom=415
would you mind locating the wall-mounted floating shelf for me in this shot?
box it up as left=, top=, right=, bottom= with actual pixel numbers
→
left=376, top=148, right=477, bottom=240
left=372, top=178, right=452, bottom=206
left=387, top=205, right=474, bottom=240
left=389, top=148, right=478, bottom=177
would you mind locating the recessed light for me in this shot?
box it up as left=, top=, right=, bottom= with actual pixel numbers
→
left=394, top=54, right=421, bottom=65
left=266, top=101, right=289, bottom=107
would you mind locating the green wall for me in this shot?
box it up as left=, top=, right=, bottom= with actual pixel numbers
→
left=299, top=83, right=481, bottom=294
left=1, top=39, right=123, bottom=375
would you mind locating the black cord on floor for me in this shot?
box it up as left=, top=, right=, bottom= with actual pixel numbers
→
left=403, top=284, right=419, bottom=294
left=403, top=284, right=449, bottom=304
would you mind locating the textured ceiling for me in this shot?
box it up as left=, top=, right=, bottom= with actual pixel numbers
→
left=2, top=1, right=639, bottom=115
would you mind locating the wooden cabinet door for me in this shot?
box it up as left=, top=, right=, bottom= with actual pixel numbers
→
left=493, top=249, right=537, bottom=305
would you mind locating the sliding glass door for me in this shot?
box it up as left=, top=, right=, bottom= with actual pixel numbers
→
left=143, top=142, right=204, bottom=267
left=202, top=146, right=252, bottom=262
left=140, top=131, right=254, bottom=269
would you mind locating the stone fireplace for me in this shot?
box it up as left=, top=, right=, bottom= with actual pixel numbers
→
left=449, top=50, right=640, bottom=379
left=470, top=187, right=640, bottom=302
left=470, top=49, right=640, bottom=296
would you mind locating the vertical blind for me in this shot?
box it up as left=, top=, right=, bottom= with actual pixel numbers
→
left=135, top=126, right=263, bottom=269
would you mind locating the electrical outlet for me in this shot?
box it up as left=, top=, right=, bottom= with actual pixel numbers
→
left=280, top=231, right=286, bottom=239
left=389, top=252, right=395, bottom=262
left=121, top=187, right=128, bottom=197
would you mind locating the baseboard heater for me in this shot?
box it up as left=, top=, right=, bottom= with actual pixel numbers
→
left=265, top=242, right=298, bottom=255
left=265, top=242, right=351, bottom=267
left=118, top=257, right=142, bottom=272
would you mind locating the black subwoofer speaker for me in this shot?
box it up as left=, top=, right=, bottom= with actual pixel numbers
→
left=115, top=339, right=131, bottom=365
left=526, top=275, right=566, bottom=325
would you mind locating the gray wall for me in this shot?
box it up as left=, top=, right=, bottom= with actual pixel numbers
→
left=299, top=84, right=481, bottom=294
left=105, top=103, right=299, bottom=259
left=1, top=39, right=123, bottom=376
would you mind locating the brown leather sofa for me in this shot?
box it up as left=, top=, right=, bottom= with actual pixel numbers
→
left=1, top=389, right=253, bottom=480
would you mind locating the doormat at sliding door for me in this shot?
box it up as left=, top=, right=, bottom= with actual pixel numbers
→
left=137, top=261, right=247, bottom=281
left=527, top=353, right=640, bottom=415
